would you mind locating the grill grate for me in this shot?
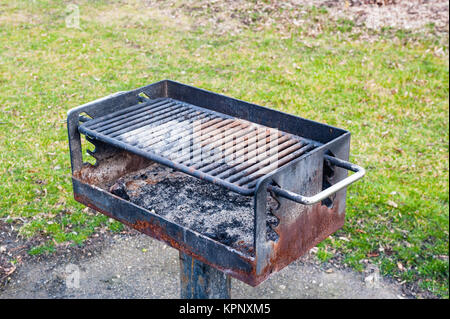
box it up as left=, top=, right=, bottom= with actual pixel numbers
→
left=78, top=97, right=318, bottom=195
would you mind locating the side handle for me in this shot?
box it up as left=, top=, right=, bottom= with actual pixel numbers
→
left=267, top=155, right=365, bottom=205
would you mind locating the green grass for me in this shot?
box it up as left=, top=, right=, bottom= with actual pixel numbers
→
left=0, top=0, right=448, bottom=297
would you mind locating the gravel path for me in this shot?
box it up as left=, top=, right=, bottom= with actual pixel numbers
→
left=0, top=233, right=407, bottom=299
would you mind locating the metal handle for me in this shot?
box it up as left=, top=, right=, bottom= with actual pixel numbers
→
left=267, top=155, right=365, bottom=205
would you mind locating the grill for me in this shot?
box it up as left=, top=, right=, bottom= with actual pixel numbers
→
left=78, top=97, right=318, bottom=196
left=68, top=80, right=365, bottom=297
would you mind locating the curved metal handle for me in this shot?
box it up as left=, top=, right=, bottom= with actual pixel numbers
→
left=267, top=155, right=366, bottom=205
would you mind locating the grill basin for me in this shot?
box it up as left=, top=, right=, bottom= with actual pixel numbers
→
left=67, top=80, right=364, bottom=286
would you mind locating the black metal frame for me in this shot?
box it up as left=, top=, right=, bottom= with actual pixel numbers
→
left=68, top=80, right=356, bottom=286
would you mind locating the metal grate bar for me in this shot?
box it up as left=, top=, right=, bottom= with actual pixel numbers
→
left=202, top=133, right=290, bottom=175
left=96, top=103, right=186, bottom=137
left=227, top=143, right=306, bottom=183
left=140, top=118, right=236, bottom=153
left=237, top=143, right=316, bottom=187
left=181, top=126, right=269, bottom=168
left=168, top=119, right=243, bottom=163
left=122, top=112, right=216, bottom=148
left=100, top=108, right=181, bottom=139
left=114, top=108, right=201, bottom=142
left=105, top=104, right=189, bottom=137
left=88, top=99, right=172, bottom=131
left=94, top=101, right=177, bottom=133
left=169, top=121, right=255, bottom=164
left=78, top=97, right=317, bottom=195
left=216, top=138, right=298, bottom=180
left=84, top=98, right=165, bottom=129
left=143, top=115, right=226, bottom=154
left=192, top=129, right=274, bottom=171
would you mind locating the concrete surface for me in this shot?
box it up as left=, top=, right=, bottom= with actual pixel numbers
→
left=0, top=234, right=405, bottom=299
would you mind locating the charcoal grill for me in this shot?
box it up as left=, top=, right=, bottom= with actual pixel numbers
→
left=67, top=80, right=365, bottom=298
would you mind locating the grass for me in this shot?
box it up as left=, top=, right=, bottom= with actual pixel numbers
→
left=0, top=0, right=448, bottom=297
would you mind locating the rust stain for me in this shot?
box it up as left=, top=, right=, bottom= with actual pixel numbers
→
left=74, top=191, right=259, bottom=286
left=255, top=200, right=344, bottom=284
left=74, top=150, right=152, bottom=186
left=72, top=149, right=346, bottom=287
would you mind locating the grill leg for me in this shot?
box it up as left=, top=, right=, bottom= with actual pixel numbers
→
left=179, top=252, right=231, bottom=299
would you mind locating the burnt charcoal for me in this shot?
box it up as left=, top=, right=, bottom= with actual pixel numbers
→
left=218, top=220, right=243, bottom=231
left=136, top=173, right=148, bottom=180
left=214, top=232, right=240, bottom=247
left=107, top=163, right=281, bottom=255
left=266, top=213, right=280, bottom=242
left=266, top=193, right=280, bottom=242
left=109, top=182, right=130, bottom=201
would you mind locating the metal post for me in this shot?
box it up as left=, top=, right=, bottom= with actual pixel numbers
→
left=179, top=252, right=231, bottom=299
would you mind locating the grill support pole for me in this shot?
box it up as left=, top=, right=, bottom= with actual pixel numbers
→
left=179, top=252, right=231, bottom=299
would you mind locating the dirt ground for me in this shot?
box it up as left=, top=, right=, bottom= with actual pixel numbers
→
left=0, top=231, right=408, bottom=299
left=144, top=0, right=448, bottom=36
left=311, top=0, right=448, bottom=32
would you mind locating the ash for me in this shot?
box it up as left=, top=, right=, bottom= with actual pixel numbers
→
left=108, top=163, right=279, bottom=255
